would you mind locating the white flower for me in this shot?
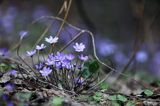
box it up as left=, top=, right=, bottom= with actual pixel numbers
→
left=36, top=44, right=46, bottom=50
left=45, top=36, right=58, bottom=44
left=73, top=43, right=85, bottom=52
left=26, top=50, right=36, bottom=57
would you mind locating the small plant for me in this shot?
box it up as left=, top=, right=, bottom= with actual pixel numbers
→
left=16, top=32, right=100, bottom=94
left=107, top=94, right=128, bottom=106
left=142, top=89, right=153, bottom=97
left=0, top=63, right=16, bottom=73
left=93, top=92, right=103, bottom=102
left=52, top=97, right=63, bottom=106
left=99, top=81, right=109, bottom=91
left=125, top=101, right=135, bottom=106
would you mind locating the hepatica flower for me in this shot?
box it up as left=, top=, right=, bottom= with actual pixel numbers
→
left=66, top=54, right=75, bottom=61
left=5, top=83, right=14, bottom=91
left=46, top=58, right=55, bottom=66
left=19, top=32, right=97, bottom=93
left=55, top=52, right=66, bottom=62
left=26, top=50, right=36, bottom=57
left=8, top=70, right=17, bottom=76
left=36, top=43, right=46, bottom=50
left=35, top=63, right=44, bottom=70
left=45, top=36, right=58, bottom=44
left=61, top=60, right=72, bottom=69
left=79, top=54, right=89, bottom=61
left=40, top=67, right=52, bottom=77
left=73, top=43, right=85, bottom=52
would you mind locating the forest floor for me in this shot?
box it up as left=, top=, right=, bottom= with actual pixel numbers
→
left=0, top=65, right=160, bottom=106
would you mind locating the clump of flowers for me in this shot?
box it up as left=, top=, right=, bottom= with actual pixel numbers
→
left=18, top=36, right=100, bottom=94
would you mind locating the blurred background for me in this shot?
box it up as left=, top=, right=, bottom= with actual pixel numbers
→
left=0, top=0, right=160, bottom=77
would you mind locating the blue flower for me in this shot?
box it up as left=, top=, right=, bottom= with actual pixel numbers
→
left=7, top=70, right=17, bottom=76
left=73, top=43, right=85, bottom=52
left=36, top=43, right=46, bottom=50
left=48, top=53, right=55, bottom=60
left=79, top=54, right=88, bottom=61
left=61, top=60, right=72, bottom=69
left=54, top=52, right=66, bottom=62
left=66, top=54, right=75, bottom=61
left=55, top=62, right=61, bottom=68
left=46, top=58, right=55, bottom=66
left=35, top=63, right=44, bottom=70
left=26, top=50, right=36, bottom=57
left=40, top=67, right=52, bottom=77
left=5, top=83, right=14, bottom=91
left=45, top=36, right=58, bottom=44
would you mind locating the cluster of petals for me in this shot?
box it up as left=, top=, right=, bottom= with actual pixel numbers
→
left=45, top=52, right=73, bottom=69
left=36, top=44, right=46, bottom=50
left=26, top=36, right=58, bottom=57
left=27, top=43, right=46, bottom=57
left=35, top=63, right=44, bottom=70
left=40, top=67, right=52, bottom=77
left=26, top=50, right=36, bottom=57
left=25, top=35, right=89, bottom=78
left=45, top=36, right=58, bottom=44
left=73, top=42, right=85, bottom=52
left=7, top=70, right=17, bottom=76
left=66, top=54, right=75, bottom=61
left=79, top=54, right=88, bottom=61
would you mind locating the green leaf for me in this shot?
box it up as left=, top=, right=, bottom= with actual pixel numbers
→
left=16, top=92, right=32, bottom=102
left=88, top=60, right=99, bottom=73
left=156, top=80, right=160, bottom=87
left=108, top=95, right=117, bottom=101
left=81, top=60, right=100, bottom=79
left=81, top=68, right=91, bottom=78
left=93, top=92, right=103, bottom=102
left=76, top=95, right=90, bottom=101
left=0, top=63, right=10, bottom=72
left=144, top=89, right=153, bottom=96
left=100, top=82, right=109, bottom=90
left=0, top=63, right=7, bottom=67
left=112, top=102, right=120, bottom=106
left=125, top=101, right=135, bottom=106
left=95, top=92, right=103, bottom=97
left=117, top=94, right=127, bottom=102
left=83, top=61, right=90, bottom=67
left=10, top=64, right=17, bottom=69
left=52, top=97, right=63, bottom=106
left=93, top=96, right=102, bottom=102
